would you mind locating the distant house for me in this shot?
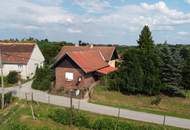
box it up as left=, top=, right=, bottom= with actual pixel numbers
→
left=53, top=45, right=118, bottom=90
left=0, top=42, right=45, bottom=79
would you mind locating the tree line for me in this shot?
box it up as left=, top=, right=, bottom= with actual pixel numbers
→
left=105, top=25, right=190, bottom=97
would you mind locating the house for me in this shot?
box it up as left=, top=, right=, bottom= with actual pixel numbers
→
left=0, top=42, right=45, bottom=79
left=53, top=45, right=118, bottom=90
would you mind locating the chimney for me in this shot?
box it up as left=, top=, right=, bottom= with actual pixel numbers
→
left=90, top=44, right=93, bottom=48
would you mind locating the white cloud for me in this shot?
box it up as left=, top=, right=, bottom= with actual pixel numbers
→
left=178, top=31, right=190, bottom=36
left=141, top=1, right=183, bottom=18
left=0, top=0, right=190, bottom=44
left=0, top=0, right=75, bottom=26
left=185, top=0, right=190, bottom=4
left=67, top=28, right=82, bottom=33
left=74, top=0, right=111, bottom=13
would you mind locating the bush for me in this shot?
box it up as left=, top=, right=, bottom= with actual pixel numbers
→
left=32, top=67, right=52, bottom=91
left=92, top=118, right=162, bottom=130
left=8, top=121, right=51, bottom=130
left=7, top=71, right=18, bottom=84
left=92, top=118, right=116, bottom=130
left=49, top=108, right=90, bottom=128
left=0, top=92, right=12, bottom=108
left=8, top=121, right=29, bottom=130
left=32, top=79, right=51, bottom=91
left=151, top=96, right=162, bottom=105
left=161, top=85, right=186, bottom=98
left=49, top=109, right=71, bottom=125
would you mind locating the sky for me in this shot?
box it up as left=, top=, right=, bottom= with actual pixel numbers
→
left=1, top=0, right=190, bottom=45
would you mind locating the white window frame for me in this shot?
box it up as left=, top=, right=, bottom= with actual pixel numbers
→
left=65, top=72, right=74, bottom=81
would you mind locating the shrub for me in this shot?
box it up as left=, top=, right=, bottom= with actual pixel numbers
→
left=49, top=109, right=71, bottom=125
left=8, top=121, right=30, bottom=130
left=93, top=118, right=117, bottom=130
left=32, top=79, right=51, bottom=91
left=32, top=67, right=52, bottom=91
left=92, top=118, right=160, bottom=130
left=74, top=112, right=90, bottom=128
left=7, top=71, right=18, bottom=84
left=49, top=108, right=90, bottom=128
left=151, top=96, right=162, bottom=105
left=0, top=92, right=12, bottom=108
left=161, top=85, right=186, bottom=98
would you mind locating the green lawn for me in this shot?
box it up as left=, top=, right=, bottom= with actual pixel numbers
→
left=90, top=85, right=190, bottom=119
left=0, top=99, right=184, bottom=130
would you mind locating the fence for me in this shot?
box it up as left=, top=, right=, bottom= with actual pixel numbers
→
left=9, top=89, right=190, bottom=129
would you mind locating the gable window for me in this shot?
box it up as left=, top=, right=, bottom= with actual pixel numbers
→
left=65, top=72, right=74, bottom=81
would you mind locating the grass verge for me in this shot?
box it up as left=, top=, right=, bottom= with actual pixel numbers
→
left=89, top=85, right=190, bottom=119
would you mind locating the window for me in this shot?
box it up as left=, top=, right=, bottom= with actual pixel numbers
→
left=65, top=72, right=74, bottom=81
left=18, top=65, right=23, bottom=69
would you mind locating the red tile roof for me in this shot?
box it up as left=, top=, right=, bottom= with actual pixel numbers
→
left=0, top=43, right=35, bottom=64
left=97, top=66, right=118, bottom=74
left=56, top=46, right=116, bottom=63
left=66, top=50, right=108, bottom=73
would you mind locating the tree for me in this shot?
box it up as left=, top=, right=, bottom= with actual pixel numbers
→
left=121, top=49, right=144, bottom=93
left=181, top=57, right=190, bottom=90
left=137, top=25, right=154, bottom=50
left=140, top=50, right=161, bottom=95
left=118, top=48, right=161, bottom=95
left=37, top=40, right=63, bottom=65
left=180, top=47, right=189, bottom=60
left=32, top=66, right=52, bottom=91
left=7, top=71, right=19, bottom=84
left=159, top=46, right=182, bottom=87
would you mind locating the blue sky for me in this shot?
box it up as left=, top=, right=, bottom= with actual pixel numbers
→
left=1, top=0, right=190, bottom=45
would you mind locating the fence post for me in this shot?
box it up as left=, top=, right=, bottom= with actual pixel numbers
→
left=163, top=115, right=166, bottom=126
left=31, top=92, right=33, bottom=102
left=48, top=95, right=50, bottom=104
left=25, top=92, right=28, bottom=104
left=116, top=108, right=121, bottom=130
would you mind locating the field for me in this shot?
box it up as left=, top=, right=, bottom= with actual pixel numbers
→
left=90, top=85, right=190, bottom=119
left=0, top=99, right=184, bottom=130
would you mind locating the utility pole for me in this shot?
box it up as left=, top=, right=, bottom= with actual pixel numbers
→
left=0, top=49, right=4, bottom=109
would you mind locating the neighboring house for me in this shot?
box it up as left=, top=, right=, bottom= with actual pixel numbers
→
left=0, top=42, right=45, bottom=79
left=53, top=45, right=118, bottom=90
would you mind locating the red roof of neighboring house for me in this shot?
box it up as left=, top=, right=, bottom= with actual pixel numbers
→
left=66, top=50, right=108, bottom=73
left=0, top=43, right=35, bottom=64
left=56, top=46, right=116, bottom=63
left=97, top=66, right=118, bottom=74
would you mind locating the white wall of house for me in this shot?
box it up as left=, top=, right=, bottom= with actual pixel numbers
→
left=25, top=44, right=45, bottom=79
left=2, top=44, right=45, bottom=79
left=108, top=60, right=116, bottom=67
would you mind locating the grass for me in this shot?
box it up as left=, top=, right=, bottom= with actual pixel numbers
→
left=89, top=85, right=190, bottom=119
left=0, top=99, right=184, bottom=130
